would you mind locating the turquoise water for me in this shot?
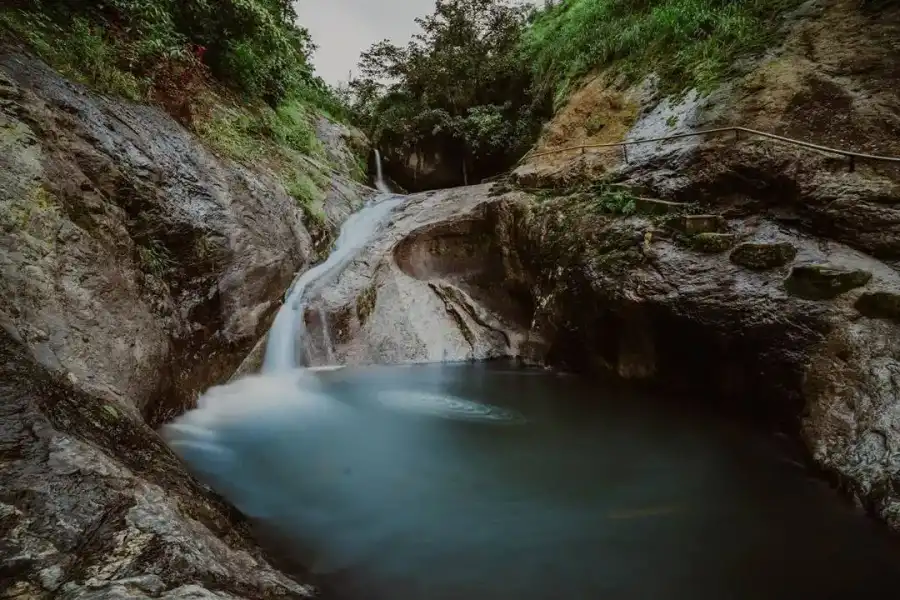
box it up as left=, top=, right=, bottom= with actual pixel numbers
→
left=165, top=362, right=900, bottom=600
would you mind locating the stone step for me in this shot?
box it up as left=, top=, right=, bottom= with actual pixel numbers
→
left=633, top=197, right=685, bottom=215
left=665, top=214, right=726, bottom=235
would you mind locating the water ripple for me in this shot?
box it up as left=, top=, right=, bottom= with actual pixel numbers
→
left=374, top=390, right=526, bottom=424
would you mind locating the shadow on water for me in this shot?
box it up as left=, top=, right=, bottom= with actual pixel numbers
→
left=167, top=361, right=900, bottom=600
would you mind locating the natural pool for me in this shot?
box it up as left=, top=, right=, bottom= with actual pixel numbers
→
left=164, top=361, right=900, bottom=600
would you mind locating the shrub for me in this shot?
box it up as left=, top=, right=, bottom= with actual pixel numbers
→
left=0, top=0, right=349, bottom=117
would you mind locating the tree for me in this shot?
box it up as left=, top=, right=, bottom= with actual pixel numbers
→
left=349, top=0, right=549, bottom=189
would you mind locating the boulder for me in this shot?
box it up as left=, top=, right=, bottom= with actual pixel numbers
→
left=688, top=232, right=736, bottom=253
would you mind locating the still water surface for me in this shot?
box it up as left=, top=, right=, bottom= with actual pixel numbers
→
left=167, top=362, right=900, bottom=600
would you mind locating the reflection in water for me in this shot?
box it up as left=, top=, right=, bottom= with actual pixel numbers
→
left=163, top=362, right=900, bottom=600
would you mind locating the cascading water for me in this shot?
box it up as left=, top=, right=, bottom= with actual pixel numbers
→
left=259, top=145, right=525, bottom=426
left=374, top=149, right=391, bottom=193
left=262, top=189, right=405, bottom=373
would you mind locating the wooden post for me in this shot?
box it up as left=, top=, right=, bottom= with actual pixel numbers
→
left=622, top=144, right=629, bottom=164
left=848, top=155, right=856, bottom=173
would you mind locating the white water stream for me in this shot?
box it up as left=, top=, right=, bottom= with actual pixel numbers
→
left=374, top=149, right=391, bottom=194
left=262, top=151, right=401, bottom=372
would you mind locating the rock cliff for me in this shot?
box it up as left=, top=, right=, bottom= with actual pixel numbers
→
left=0, top=50, right=372, bottom=598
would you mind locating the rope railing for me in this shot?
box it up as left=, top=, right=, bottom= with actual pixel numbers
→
left=514, top=126, right=900, bottom=173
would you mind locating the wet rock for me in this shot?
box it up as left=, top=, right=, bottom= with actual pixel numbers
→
left=688, top=232, right=736, bottom=253
left=784, top=264, right=872, bottom=300
left=729, top=242, right=798, bottom=270
left=803, top=318, right=900, bottom=529
left=0, top=328, right=314, bottom=600
left=854, top=291, right=900, bottom=322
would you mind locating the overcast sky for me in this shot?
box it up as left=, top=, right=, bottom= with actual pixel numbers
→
left=294, top=0, right=437, bottom=86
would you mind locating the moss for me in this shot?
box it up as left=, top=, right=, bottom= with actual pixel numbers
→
left=729, top=242, right=797, bottom=271
left=784, top=264, right=872, bottom=300
left=356, top=281, right=379, bottom=326
left=855, top=291, right=900, bottom=322
left=1, top=183, right=62, bottom=240
left=689, top=232, right=735, bottom=254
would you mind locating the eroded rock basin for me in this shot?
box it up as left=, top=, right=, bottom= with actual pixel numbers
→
left=167, top=362, right=900, bottom=600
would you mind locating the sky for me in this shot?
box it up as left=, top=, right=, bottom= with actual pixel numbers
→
left=294, top=0, right=438, bottom=86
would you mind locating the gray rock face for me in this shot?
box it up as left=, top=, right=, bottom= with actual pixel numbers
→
left=291, top=187, right=533, bottom=367
left=0, top=51, right=371, bottom=598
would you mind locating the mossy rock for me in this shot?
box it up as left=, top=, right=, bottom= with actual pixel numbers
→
left=784, top=264, right=872, bottom=300
left=729, top=242, right=797, bottom=270
left=689, top=232, right=736, bottom=254
left=855, top=291, right=900, bottom=321
left=356, top=282, right=379, bottom=325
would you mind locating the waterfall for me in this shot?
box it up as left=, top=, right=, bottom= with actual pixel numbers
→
left=262, top=192, right=405, bottom=373
left=374, top=149, right=390, bottom=193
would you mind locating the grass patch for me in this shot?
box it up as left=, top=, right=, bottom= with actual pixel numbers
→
left=521, top=0, right=804, bottom=105
left=285, top=170, right=326, bottom=226
left=137, top=239, right=174, bottom=277
left=0, top=10, right=145, bottom=99
left=1, top=3, right=358, bottom=180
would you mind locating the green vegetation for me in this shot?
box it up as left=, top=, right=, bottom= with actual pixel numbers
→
left=349, top=0, right=551, bottom=187
left=285, top=170, right=326, bottom=225
left=521, top=0, right=804, bottom=104
left=590, top=183, right=638, bottom=216
left=137, top=239, right=175, bottom=277
left=3, top=2, right=348, bottom=158
left=0, top=0, right=336, bottom=107
left=0, top=0, right=363, bottom=231
left=351, top=0, right=801, bottom=187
